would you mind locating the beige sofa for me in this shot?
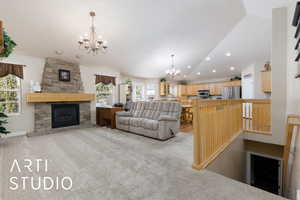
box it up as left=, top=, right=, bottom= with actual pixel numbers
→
left=116, top=101, right=182, bottom=140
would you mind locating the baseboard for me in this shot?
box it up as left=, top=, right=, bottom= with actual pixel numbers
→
left=4, top=131, right=27, bottom=138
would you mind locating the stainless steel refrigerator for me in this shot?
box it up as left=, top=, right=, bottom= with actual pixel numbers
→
left=221, top=86, right=241, bottom=99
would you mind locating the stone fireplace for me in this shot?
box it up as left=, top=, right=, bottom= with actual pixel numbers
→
left=28, top=58, right=94, bottom=137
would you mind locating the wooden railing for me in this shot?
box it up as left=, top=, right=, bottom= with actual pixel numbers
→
left=192, top=99, right=243, bottom=170
left=192, top=99, right=271, bottom=170
left=283, top=114, right=300, bottom=194
left=243, top=99, right=271, bottom=135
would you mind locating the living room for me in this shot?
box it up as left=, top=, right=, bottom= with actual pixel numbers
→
left=1, top=0, right=300, bottom=200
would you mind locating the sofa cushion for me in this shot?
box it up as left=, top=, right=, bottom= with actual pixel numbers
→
left=142, top=119, right=159, bottom=130
left=160, top=101, right=181, bottom=120
left=130, top=118, right=143, bottom=127
left=116, top=111, right=132, bottom=117
left=118, top=117, right=130, bottom=125
left=130, top=102, right=145, bottom=118
left=158, top=115, right=177, bottom=121
left=142, top=102, right=161, bottom=120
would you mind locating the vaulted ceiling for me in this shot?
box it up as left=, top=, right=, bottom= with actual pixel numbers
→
left=0, top=0, right=287, bottom=80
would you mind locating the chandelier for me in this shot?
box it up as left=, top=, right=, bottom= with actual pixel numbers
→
left=78, top=11, right=108, bottom=54
left=165, top=54, right=180, bottom=78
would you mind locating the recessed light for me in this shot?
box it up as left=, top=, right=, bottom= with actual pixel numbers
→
left=225, top=52, right=231, bottom=57
left=183, top=75, right=187, bottom=78
left=212, top=69, right=216, bottom=73
left=205, top=56, right=211, bottom=61
left=230, top=66, right=235, bottom=71
left=187, top=65, right=191, bottom=69
left=197, top=72, right=201, bottom=75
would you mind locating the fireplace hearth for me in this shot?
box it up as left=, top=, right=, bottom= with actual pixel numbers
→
left=29, top=58, right=92, bottom=137
left=51, top=104, right=80, bottom=128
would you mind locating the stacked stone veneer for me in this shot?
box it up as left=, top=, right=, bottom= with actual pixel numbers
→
left=42, top=58, right=84, bottom=93
left=29, top=58, right=91, bottom=137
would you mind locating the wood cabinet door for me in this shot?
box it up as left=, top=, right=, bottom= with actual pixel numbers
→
left=231, top=80, right=241, bottom=86
left=208, top=84, right=215, bottom=95
left=192, top=84, right=200, bottom=95
left=160, top=82, right=166, bottom=96
left=178, top=85, right=187, bottom=96
left=213, top=83, right=222, bottom=95
left=186, top=85, right=193, bottom=96
left=261, top=71, right=271, bottom=92
left=197, top=84, right=204, bottom=90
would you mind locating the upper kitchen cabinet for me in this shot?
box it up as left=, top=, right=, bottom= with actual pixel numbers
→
left=261, top=70, right=272, bottom=93
left=160, top=82, right=170, bottom=96
left=178, top=85, right=187, bottom=96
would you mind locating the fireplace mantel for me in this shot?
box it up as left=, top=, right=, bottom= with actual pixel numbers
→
left=27, top=93, right=95, bottom=103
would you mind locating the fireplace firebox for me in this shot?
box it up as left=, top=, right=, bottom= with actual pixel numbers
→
left=51, top=104, right=80, bottom=128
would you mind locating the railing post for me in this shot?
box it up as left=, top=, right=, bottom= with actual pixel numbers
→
left=192, top=100, right=201, bottom=169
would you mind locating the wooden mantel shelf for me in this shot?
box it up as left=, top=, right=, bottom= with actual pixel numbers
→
left=27, top=93, right=95, bottom=103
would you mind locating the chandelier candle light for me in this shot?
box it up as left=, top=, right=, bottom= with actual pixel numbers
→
left=78, top=11, right=108, bottom=54
left=166, top=54, right=180, bottom=79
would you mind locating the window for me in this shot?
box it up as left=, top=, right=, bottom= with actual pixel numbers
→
left=0, top=75, right=21, bottom=114
left=146, top=83, right=156, bottom=100
left=96, top=82, right=114, bottom=105
left=134, top=85, right=144, bottom=101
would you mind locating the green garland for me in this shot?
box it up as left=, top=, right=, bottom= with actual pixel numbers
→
left=0, top=112, right=10, bottom=135
left=0, top=31, right=17, bottom=58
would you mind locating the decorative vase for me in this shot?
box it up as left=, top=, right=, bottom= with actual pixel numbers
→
left=33, top=82, right=41, bottom=93
left=264, top=61, right=271, bottom=71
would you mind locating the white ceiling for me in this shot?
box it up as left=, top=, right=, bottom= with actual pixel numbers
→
left=180, top=0, right=288, bottom=81
left=0, top=0, right=287, bottom=80
left=186, top=15, right=272, bottom=81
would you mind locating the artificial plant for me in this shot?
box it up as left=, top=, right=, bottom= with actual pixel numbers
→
left=0, top=31, right=17, bottom=58
left=160, top=78, right=166, bottom=82
left=0, top=112, right=10, bottom=135
left=125, top=79, right=132, bottom=85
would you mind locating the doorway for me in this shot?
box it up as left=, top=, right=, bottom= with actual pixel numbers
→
left=246, top=152, right=282, bottom=195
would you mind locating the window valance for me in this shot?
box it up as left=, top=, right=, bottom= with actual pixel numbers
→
left=95, top=75, right=116, bottom=85
left=0, top=62, right=24, bottom=79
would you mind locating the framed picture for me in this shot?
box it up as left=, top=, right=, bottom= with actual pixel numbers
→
left=59, top=69, right=71, bottom=82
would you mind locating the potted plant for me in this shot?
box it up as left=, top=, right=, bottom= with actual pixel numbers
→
left=0, top=31, right=17, bottom=58
left=125, top=79, right=132, bottom=85
left=0, top=112, right=10, bottom=143
left=160, top=78, right=166, bottom=82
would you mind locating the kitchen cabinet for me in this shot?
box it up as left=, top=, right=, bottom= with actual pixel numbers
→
left=178, top=85, right=187, bottom=96
left=177, top=80, right=241, bottom=96
left=191, top=84, right=200, bottom=95
left=160, top=82, right=170, bottom=96
left=186, top=84, right=194, bottom=96
left=209, top=82, right=222, bottom=95
left=261, top=70, right=271, bottom=93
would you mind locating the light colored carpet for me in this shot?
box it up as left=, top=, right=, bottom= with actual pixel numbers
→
left=0, top=128, right=285, bottom=200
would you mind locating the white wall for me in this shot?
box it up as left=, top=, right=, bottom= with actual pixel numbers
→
left=245, top=7, right=287, bottom=145
left=0, top=53, right=45, bottom=134
left=207, top=134, right=246, bottom=182
left=241, top=62, right=271, bottom=99
left=286, top=0, right=300, bottom=115
left=241, top=64, right=255, bottom=99
left=119, top=75, right=160, bottom=101
left=285, top=2, right=300, bottom=198
left=0, top=53, right=120, bottom=134
left=80, top=65, right=120, bottom=124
